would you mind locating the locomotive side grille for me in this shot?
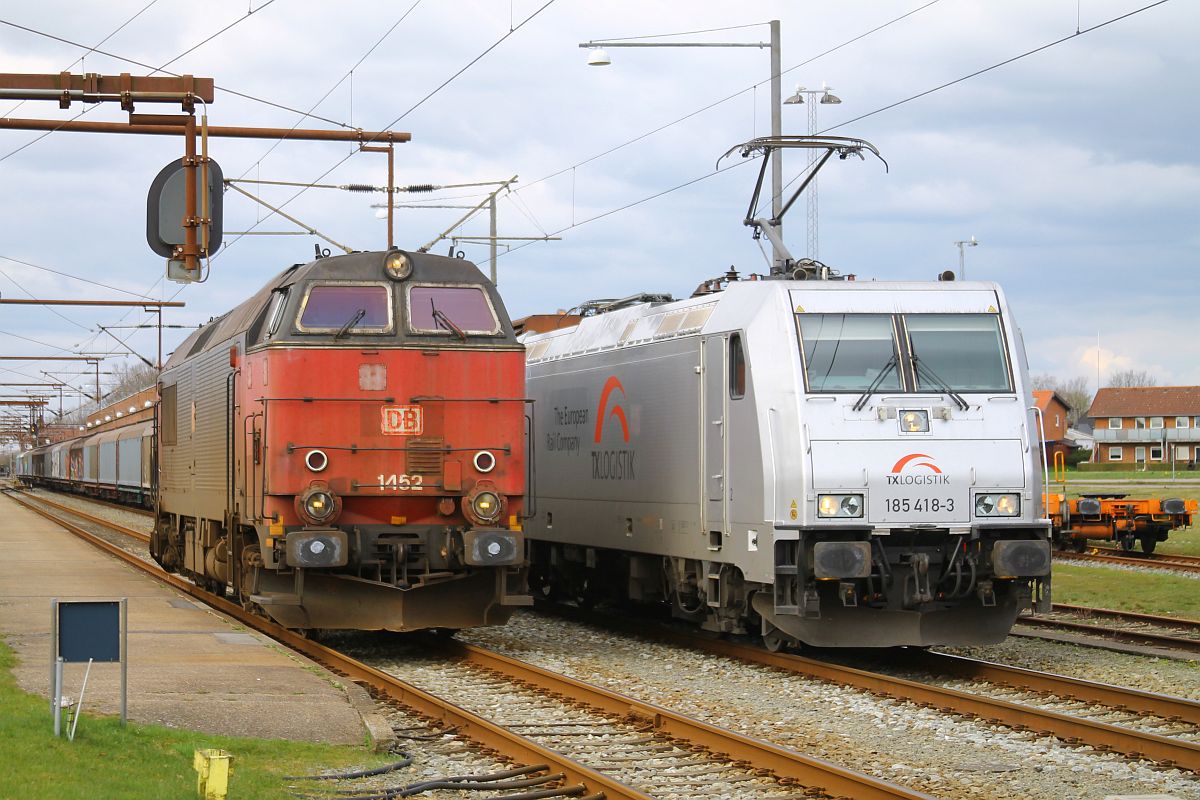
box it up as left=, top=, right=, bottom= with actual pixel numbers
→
left=407, top=437, right=445, bottom=475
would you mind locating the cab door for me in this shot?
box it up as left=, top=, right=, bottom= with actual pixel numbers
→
left=702, top=336, right=728, bottom=542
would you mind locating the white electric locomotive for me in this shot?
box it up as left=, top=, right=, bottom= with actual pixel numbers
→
left=520, top=136, right=1051, bottom=648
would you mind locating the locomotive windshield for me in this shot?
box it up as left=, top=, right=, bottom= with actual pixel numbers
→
left=907, top=314, right=1011, bottom=392
left=296, top=283, right=393, bottom=333
left=408, top=285, right=500, bottom=335
left=798, top=314, right=901, bottom=392
left=798, top=312, right=1012, bottom=393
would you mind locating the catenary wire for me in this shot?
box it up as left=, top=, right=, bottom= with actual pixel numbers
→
left=0, top=17, right=353, bottom=130
left=1, top=0, right=160, bottom=118
left=234, top=0, right=425, bottom=182
left=822, top=0, right=1173, bottom=134
left=499, top=0, right=1171, bottom=260
left=515, top=1, right=942, bottom=196
left=217, top=0, right=559, bottom=252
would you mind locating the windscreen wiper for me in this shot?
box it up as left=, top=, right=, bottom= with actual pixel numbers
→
left=334, top=308, right=366, bottom=340
left=430, top=299, right=466, bottom=341
left=911, top=356, right=969, bottom=411
left=852, top=355, right=897, bottom=412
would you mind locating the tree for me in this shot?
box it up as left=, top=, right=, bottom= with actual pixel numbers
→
left=107, top=361, right=158, bottom=400
left=1107, top=369, right=1158, bottom=388
left=1030, top=373, right=1092, bottom=426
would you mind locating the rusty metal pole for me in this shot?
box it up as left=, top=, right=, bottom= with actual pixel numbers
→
left=360, top=143, right=395, bottom=249
left=386, top=144, right=394, bottom=250
left=183, top=113, right=199, bottom=275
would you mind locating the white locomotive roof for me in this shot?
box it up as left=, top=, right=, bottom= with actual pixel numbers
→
left=524, top=279, right=1006, bottom=365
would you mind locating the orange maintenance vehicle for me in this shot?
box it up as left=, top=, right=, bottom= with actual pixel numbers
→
left=1043, top=492, right=1196, bottom=554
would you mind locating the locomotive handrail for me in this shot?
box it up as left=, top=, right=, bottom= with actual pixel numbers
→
left=255, top=396, right=399, bottom=403
left=409, top=396, right=533, bottom=403
left=252, top=395, right=534, bottom=403
left=286, top=443, right=513, bottom=454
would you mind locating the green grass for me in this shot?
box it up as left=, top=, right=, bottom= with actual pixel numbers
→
left=1052, top=563, right=1200, bottom=621
left=0, top=637, right=388, bottom=800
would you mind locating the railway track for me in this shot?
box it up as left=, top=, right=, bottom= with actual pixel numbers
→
left=1093, top=547, right=1200, bottom=567
left=1054, top=549, right=1200, bottom=576
left=538, top=604, right=1200, bottom=772
left=1, top=488, right=930, bottom=800
left=1015, top=604, right=1200, bottom=656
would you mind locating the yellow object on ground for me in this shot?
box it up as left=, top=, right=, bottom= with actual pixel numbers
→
left=193, top=749, right=233, bottom=800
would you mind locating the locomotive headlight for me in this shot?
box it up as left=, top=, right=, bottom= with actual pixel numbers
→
left=818, top=493, right=864, bottom=518
left=899, top=409, right=930, bottom=433
left=296, top=484, right=342, bottom=525
left=975, top=493, right=1020, bottom=517
left=383, top=251, right=413, bottom=280
left=463, top=482, right=505, bottom=526
left=472, top=491, right=501, bottom=522
left=305, top=491, right=334, bottom=520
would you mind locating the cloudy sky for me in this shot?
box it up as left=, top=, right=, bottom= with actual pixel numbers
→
left=1, top=0, right=1196, bottom=417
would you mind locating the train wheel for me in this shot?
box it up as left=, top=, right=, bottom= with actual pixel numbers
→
left=1119, top=535, right=1137, bottom=552
left=762, top=630, right=789, bottom=653
left=1140, top=536, right=1157, bottom=555
left=1071, top=538, right=1087, bottom=553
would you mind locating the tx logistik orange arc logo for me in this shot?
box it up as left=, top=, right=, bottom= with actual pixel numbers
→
left=888, top=453, right=948, bottom=485
left=594, top=375, right=630, bottom=444
left=891, top=453, right=942, bottom=474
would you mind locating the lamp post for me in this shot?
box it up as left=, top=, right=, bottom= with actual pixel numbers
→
left=783, top=84, right=842, bottom=260
left=581, top=21, right=787, bottom=269
left=954, top=236, right=979, bottom=279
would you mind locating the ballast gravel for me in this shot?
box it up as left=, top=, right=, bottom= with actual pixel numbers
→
left=457, top=610, right=1200, bottom=800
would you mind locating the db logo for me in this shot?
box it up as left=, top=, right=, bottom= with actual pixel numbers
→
left=381, top=405, right=423, bottom=436
left=891, top=453, right=941, bottom=474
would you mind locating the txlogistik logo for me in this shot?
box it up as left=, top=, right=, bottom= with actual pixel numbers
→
left=887, top=453, right=949, bottom=485
left=592, top=375, right=636, bottom=480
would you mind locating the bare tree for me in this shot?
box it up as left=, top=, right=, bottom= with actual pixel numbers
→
left=1108, top=369, right=1158, bottom=388
left=1030, top=373, right=1093, bottom=426
left=107, top=361, right=158, bottom=400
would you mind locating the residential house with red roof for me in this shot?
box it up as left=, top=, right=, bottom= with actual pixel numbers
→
left=1032, top=390, right=1073, bottom=463
left=1087, top=386, right=1200, bottom=467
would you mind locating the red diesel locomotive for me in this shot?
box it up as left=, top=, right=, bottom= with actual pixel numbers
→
left=152, top=249, right=531, bottom=631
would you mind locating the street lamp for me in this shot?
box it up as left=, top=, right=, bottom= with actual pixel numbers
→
left=783, top=84, right=842, bottom=260
left=580, top=21, right=788, bottom=269
left=954, top=236, right=979, bottom=279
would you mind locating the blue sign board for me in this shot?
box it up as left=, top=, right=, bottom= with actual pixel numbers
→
left=58, top=601, right=121, bottom=663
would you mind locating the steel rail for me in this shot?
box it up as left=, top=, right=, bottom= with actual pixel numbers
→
left=1055, top=550, right=1200, bottom=576
left=0, top=491, right=636, bottom=800
left=1, top=491, right=930, bottom=800
left=1015, top=618, right=1200, bottom=656
left=17, top=491, right=150, bottom=542
left=891, top=649, right=1200, bottom=726
left=538, top=605, right=1200, bottom=771
left=1090, top=548, right=1200, bottom=567
left=1052, top=603, right=1200, bottom=631
left=445, top=641, right=933, bottom=800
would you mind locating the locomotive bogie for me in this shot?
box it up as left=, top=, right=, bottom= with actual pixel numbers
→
left=523, top=280, right=1052, bottom=648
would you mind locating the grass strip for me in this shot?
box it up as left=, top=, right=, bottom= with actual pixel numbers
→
left=1052, top=563, right=1200, bottom=621
left=0, top=636, right=390, bottom=800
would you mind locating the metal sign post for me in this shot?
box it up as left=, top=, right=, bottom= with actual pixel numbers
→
left=50, top=598, right=127, bottom=736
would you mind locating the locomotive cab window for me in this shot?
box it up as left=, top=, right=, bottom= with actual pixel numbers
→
left=797, top=314, right=901, bottom=392
left=905, top=314, right=1011, bottom=392
left=729, top=333, right=746, bottom=399
left=407, top=284, right=500, bottom=336
left=296, top=282, right=393, bottom=335
left=264, top=288, right=289, bottom=339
